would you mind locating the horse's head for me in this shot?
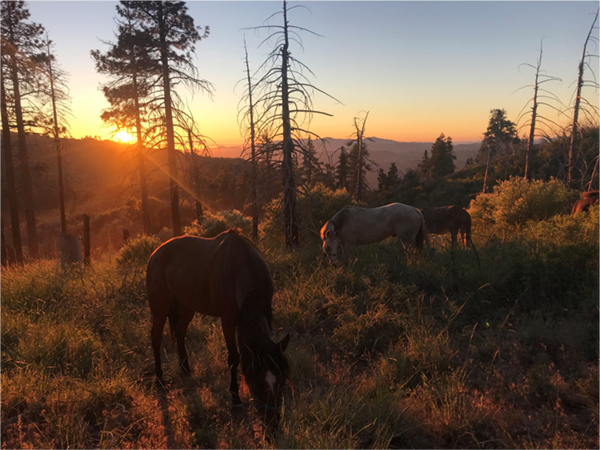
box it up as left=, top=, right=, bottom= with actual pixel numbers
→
left=243, top=333, right=291, bottom=424
left=321, top=223, right=340, bottom=263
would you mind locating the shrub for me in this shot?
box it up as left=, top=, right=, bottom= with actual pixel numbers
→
left=183, top=210, right=252, bottom=238
left=469, top=177, right=578, bottom=232
left=116, top=235, right=162, bottom=270
left=261, top=184, right=357, bottom=242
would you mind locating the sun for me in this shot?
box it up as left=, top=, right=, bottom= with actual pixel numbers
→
left=113, top=130, right=136, bottom=143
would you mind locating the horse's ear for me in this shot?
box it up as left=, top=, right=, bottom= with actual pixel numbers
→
left=278, top=333, right=290, bottom=352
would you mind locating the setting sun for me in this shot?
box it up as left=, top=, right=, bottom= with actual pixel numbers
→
left=113, top=130, right=136, bottom=143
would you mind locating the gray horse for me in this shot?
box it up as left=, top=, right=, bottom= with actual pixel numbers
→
left=320, top=203, right=426, bottom=263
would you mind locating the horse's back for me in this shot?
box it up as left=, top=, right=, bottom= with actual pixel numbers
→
left=147, top=230, right=267, bottom=317
left=337, top=203, right=422, bottom=245
left=422, top=205, right=469, bottom=234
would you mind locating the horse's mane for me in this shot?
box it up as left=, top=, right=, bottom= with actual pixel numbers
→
left=222, top=229, right=273, bottom=330
left=330, top=206, right=355, bottom=234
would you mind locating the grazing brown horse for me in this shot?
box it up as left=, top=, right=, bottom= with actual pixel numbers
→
left=146, top=229, right=290, bottom=423
left=571, top=190, right=599, bottom=215
left=320, top=203, right=426, bottom=263
left=420, top=205, right=479, bottom=263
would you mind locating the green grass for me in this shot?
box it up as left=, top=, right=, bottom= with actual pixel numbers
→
left=1, top=212, right=598, bottom=448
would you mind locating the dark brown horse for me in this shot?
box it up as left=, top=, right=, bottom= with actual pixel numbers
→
left=146, top=229, right=290, bottom=423
left=420, top=205, right=479, bottom=262
left=571, top=190, right=599, bottom=215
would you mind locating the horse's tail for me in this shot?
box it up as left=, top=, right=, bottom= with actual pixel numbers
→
left=167, top=302, right=179, bottom=346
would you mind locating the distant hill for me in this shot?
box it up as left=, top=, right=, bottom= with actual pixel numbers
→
left=310, top=137, right=480, bottom=188
left=211, top=137, right=481, bottom=188
left=1, top=134, right=480, bottom=254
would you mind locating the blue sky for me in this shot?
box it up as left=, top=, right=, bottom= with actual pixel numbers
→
left=27, top=1, right=600, bottom=148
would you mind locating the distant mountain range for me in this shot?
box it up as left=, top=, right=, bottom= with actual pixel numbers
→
left=210, top=137, right=481, bottom=188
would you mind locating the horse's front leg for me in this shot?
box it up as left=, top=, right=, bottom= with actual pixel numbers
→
left=221, top=317, right=241, bottom=406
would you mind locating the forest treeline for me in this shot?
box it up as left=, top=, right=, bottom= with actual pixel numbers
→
left=1, top=1, right=598, bottom=262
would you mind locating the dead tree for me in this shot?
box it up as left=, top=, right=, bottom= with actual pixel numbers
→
left=567, top=8, right=599, bottom=189
left=248, top=1, right=338, bottom=247
left=238, top=37, right=260, bottom=242
left=515, top=42, right=561, bottom=181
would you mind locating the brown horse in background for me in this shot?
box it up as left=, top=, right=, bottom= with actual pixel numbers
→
left=571, top=190, right=599, bottom=215
left=421, top=205, right=472, bottom=247
left=146, top=229, right=290, bottom=423
left=420, top=205, right=479, bottom=262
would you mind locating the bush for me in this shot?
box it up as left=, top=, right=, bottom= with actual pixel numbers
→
left=116, top=235, right=162, bottom=270
left=261, top=184, right=357, bottom=242
left=183, top=210, right=252, bottom=238
left=469, top=177, right=578, bottom=232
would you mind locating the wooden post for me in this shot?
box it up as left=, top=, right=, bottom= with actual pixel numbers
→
left=1, top=218, right=8, bottom=267
left=59, top=233, right=82, bottom=267
left=83, top=214, right=90, bottom=265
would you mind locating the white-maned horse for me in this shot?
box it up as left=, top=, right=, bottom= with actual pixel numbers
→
left=320, top=203, right=426, bottom=263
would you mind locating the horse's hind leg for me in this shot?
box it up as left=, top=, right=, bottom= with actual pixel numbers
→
left=221, top=316, right=241, bottom=406
left=151, top=311, right=168, bottom=381
left=173, top=305, right=195, bottom=376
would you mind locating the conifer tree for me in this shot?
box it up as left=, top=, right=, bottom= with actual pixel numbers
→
left=92, top=2, right=159, bottom=234
left=123, top=1, right=212, bottom=236
left=1, top=0, right=44, bottom=258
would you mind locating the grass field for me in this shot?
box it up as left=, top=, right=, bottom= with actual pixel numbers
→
left=1, top=209, right=598, bottom=449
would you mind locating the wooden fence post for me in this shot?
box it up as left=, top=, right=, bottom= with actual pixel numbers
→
left=83, top=214, right=90, bottom=265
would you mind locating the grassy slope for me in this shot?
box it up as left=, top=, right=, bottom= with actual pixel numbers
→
left=1, top=213, right=598, bottom=449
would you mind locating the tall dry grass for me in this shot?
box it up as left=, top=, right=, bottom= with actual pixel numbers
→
left=1, top=206, right=598, bottom=448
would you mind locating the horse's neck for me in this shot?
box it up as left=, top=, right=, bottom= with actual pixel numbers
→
left=237, top=311, right=270, bottom=352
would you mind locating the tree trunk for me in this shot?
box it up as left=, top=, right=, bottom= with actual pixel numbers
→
left=46, top=38, right=67, bottom=234
left=187, top=129, right=203, bottom=225
left=1, top=76, right=23, bottom=263
left=280, top=1, right=298, bottom=247
left=244, top=39, right=259, bottom=242
left=525, top=47, right=542, bottom=181
left=9, top=31, right=38, bottom=258
left=132, top=71, right=151, bottom=235
left=482, top=145, right=492, bottom=193
left=568, top=9, right=599, bottom=190
left=158, top=2, right=181, bottom=237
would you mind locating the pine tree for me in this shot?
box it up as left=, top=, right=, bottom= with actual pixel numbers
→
left=1, top=0, right=45, bottom=259
left=123, top=1, right=212, bottom=236
left=92, top=2, right=160, bottom=235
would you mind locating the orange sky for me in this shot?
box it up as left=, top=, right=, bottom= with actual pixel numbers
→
left=31, top=2, right=598, bottom=147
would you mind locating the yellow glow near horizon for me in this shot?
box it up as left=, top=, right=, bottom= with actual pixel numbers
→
left=112, top=130, right=136, bottom=144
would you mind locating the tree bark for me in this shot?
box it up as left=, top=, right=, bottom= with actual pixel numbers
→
left=281, top=2, right=299, bottom=247
left=8, top=22, right=38, bottom=258
left=158, top=2, right=181, bottom=237
left=1, top=76, right=23, bottom=263
left=568, top=9, right=599, bottom=190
